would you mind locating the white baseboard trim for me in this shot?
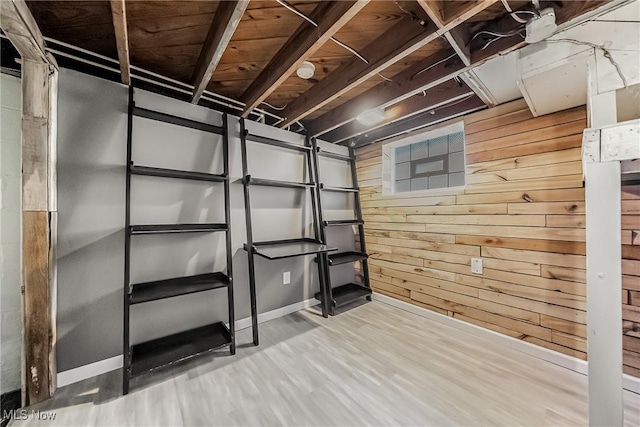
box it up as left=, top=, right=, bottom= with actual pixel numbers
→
left=372, top=293, right=640, bottom=394
left=234, top=298, right=320, bottom=331
left=57, top=298, right=320, bottom=388
left=57, top=355, right=123, bottom=388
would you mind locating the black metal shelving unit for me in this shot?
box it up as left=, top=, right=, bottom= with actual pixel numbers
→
left=240, top=120, right=338, bottom=342
left=123, top=87, right=235, bottom=394
left=311, top=139, right=372, bottom=316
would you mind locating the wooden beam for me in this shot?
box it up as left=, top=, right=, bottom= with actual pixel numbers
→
left=2, top=0, right=58, bottom=407
left=277, top=15, right=440, bottom=128
left=419, top=0, right=498, bottom=31
left=307, top=49, right=465, bottom=137
left=109, top=0, right=130, bottom=85
left=445, top=28, right=471, bottom=66
left=240, top=0, right=368, bottom=118
left=21, top=58, right=58, bottom=407
left=348, top=95, right=485, bottom=147
left=298, top=0, right=497, bottom=135
left=191, top=0, right=250, bottom=104
left=0, top=0, right=48, bottom=61
left=323, top=79, right=473, bottom=143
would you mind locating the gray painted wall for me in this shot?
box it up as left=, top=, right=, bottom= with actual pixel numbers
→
left=56, top=68, right=355, bottom=372
left=0, top=73, right=22, bottom=393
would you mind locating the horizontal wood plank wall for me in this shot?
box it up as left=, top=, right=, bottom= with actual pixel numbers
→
left=355, top=99, right=638, bottom=378
left=622, top=184, right=640, bottom=378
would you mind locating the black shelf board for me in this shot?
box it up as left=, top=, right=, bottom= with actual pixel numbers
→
left=131, top=165, right=227, bottom=183
left=315, top=283, right=372, bottom=308
left=245, top=132, right=310, bottom=153
left=129, top=321, right=231, bottom=377
left=248, top=238, right=338, bottom=260
left=130, top=272, right=229, bottom=305
left=323, top=219, right=364, bottom=227
left=327, top=251, right=368, bottom=266
left=321, top=184, right=359, bottom=193
left=133, top=106, right=224, bottom=135
left=129, top=223, right=228, bottom=235
left=245, top=176, right=314, bottom=189
left=317, top=150, right=354, bottom=162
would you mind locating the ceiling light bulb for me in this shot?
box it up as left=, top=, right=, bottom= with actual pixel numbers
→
left=296, top=61, right=315, bottom=79
left=356, top=107, right=386, bottom=126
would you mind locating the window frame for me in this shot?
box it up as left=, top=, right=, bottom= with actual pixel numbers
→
left=381, top=121, right=466, bottom=196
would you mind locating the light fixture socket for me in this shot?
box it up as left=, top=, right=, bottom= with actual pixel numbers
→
left=296, top=61, right=315, bottom=79
left=356, top=107, right=386, bottom=126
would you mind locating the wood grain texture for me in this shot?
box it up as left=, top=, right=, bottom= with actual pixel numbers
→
left=622, top=184, right=640, bottom=377
left=191, top=0, right=250, bottom=103
left=239, top=0, right=369, bottom=116
left=109, top=0, right=130, bottom=84
left=22, top=211, right=53, bottom=405
left=355, top=101, right=596, bottom=363
left=1, top=0, right=48, bottom=61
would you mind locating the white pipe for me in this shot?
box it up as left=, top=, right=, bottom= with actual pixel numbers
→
left=37, top=36, right=285, bottom=121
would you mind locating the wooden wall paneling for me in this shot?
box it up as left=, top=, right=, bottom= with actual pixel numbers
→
left=357, top=98, right=640, bottom=377
left=353, top=100, right=603, bottom=367
left=466, top=134, right=584, bottom=164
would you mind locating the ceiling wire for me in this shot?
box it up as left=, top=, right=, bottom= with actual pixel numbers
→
left=261, top=101, right=287, bottom=111
left=501, top=0, right=537, bottom=23
left=413, top=53, right=458, bottom=78
left=547, top=38, right=628, bottom=87
left=275, top=0, right=394, bottom=83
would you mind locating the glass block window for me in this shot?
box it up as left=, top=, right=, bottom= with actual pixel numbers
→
left=393, top=131, right=465, bottom=193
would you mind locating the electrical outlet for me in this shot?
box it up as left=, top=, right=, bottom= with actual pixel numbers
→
left=471, top=258, right=483, bottom=274
left=283, top=271, right=291, bottom=285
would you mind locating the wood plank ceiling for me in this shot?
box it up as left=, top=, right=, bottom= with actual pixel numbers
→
left=25, top=0, right=610, bottom=145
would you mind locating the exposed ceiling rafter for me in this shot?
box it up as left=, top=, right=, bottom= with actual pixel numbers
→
left=240, top=0, right=369, bottom=118
left=0, top=0, right=49, bottom=62
left=191, top=0, right=250, bottom=104
left=109, top=0, right=130, bottom=85
left=275, top=10, right=442, bottom=128
left=323, top=79, right=474, bottom=144
left=345, top=95, right=486, bottom=148
left=306, top=48, right=465, bottom=137
left=292, top=0, right=497, bottom=135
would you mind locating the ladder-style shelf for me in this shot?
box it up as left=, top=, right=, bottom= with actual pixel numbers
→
left=311, top=141, right=372, bottom=316
left=123, top=87, right=235, bottom=394
left=240, top=121, right=337, bottom=342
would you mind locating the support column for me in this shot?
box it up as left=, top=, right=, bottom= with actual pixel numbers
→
left=21, top=59, right=58, bottom=406
left=585, top=160, right=623, bottom=426
left=2, top=0, right=59, bottom=406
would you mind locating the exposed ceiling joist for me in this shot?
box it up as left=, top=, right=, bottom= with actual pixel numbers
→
left=109, top=0, right=130, bottom=85
left=0, top=0, right=48, bottom=62
left=191, top=0, right=250, bottom=104
left=276, top=14, right=440, bottom=128
left=240, top=0, right=369, bottom=118
left=307, top=49, right=465, bottom=137
left=445, top=28, right=471, bottom=66
left=347, top=95, right=486, bottom=147
left=323, top=79, right=474, bottom=144
left=280, top=0, right=497, bottom=133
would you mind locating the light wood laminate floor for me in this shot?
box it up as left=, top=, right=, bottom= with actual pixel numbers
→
left=11, top=301, right=640, bottom=426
